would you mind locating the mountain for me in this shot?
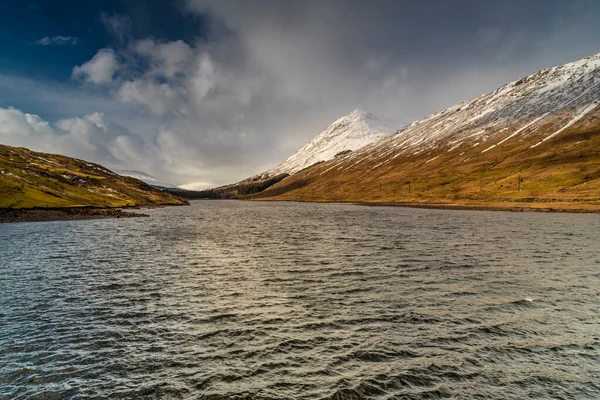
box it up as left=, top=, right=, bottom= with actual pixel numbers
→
left=119, top=170, right=178, bottom=188
left=179, top=181, right=215, bottom=191
left=0, top=144, right=186, bottom=209
left=251, top=52, right=600, bottom=211
left=257, top=109, right=398, bottom=179
left=215, top=109, right=398, bottom=197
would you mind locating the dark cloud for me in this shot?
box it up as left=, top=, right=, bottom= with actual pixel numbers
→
left=3, top=0, right=600, bottom=186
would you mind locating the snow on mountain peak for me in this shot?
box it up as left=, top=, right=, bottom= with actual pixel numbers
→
left=261, top=110, right=399, bottom=178
left=348, top=108, right=370, bottom=117
left=344, top=51, right=600, bottom=162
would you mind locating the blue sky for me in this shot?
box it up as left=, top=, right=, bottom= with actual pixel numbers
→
left=0, top=1, right=206, bottom=80
left=1, top=0, right=600, bottom=186
left=0, top=0, right=207, bottom=124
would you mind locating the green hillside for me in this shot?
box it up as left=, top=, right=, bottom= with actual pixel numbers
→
left=0, top=144, right=186, bottom=209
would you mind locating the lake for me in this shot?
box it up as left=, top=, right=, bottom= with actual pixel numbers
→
left=1, top=200, right=599, bottom=399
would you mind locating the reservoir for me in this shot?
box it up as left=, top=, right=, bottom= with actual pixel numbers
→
left=1, top=201, right=599, bottom=399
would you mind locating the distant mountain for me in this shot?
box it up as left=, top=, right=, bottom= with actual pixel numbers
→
left=0, top=144, right=186, bottom=209
left=178, top=181, right=214, bottom=191
left=119, top=170, right=178, bottom=188
left=257, top=109, right=398, bottom=179
left=216, top=109, right=398, bottom=196
left=252, top=52, right=600, bottom=211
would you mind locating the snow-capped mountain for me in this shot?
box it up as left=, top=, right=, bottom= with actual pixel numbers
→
left=349, top=52, right=600, bottom=163
left=251, top=52, right=600, bottom=206
left=119, top=170, right=177, bottom=188
left=256, top=109, right=398, bottom=179
left=178, top=181, right=214, bottom=191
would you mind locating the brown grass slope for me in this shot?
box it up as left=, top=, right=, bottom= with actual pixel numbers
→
left=251, top=108, right=600, bottom=212
left=0, top=144, right=186, bottom=209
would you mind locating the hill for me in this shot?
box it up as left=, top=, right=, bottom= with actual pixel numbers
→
left=0, top=144, right=186, bottom=209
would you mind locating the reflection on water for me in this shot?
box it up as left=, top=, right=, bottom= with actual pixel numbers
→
left=1, top=200, right=599, bottom=399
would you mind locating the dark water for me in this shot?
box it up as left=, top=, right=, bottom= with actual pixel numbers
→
left=1, top=201, right=599, bottom=399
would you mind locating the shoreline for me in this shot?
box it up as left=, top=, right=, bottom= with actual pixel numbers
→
left=250, top=198, right=600, bottom=213
left=0, top=207, right=150, bottom=224
left=354, top=201, right=600, bottom=213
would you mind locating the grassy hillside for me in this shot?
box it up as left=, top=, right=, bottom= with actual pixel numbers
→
left=250, top=112, right=600, bottom=212
left=0, top=144, right=186, bottom=209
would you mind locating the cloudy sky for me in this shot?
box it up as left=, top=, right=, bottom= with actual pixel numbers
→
left=1, top=0, right=600, bottom=187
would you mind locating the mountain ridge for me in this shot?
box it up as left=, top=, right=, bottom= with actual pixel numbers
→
left=118, top=170, right=178, bottom=189
left=248, top=52, right=600, bottom=211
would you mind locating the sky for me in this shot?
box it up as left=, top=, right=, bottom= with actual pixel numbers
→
left=1, top=0, right=600, bottom=188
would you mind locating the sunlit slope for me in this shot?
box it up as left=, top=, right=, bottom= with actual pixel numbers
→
left=251, top=52, right=600, bottom=210
left=0, top=144, right=186, bottom=209
left=253, top=106, right=600, bottom=210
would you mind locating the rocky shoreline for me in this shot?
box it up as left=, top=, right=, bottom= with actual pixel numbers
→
left=0, top=207, right=149, bottom=223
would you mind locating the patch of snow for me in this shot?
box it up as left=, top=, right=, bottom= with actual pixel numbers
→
left=531, top=103, right=599, bottom=148
left=369, top=160, right=390, bottom=170
left=482, top=113, right=549, bottom=153
left=469, top=130, right=486, bottom=137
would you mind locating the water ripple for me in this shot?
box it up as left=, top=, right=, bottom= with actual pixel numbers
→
left=1, top=200, right=599, bottom=399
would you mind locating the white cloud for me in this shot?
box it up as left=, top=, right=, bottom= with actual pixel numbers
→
left=110, top=39, right=258, bottom=117
left=35, top=36, right=79, bottom=46
left=0, top=107, right=56, bottom=149
left=135, top=39, right=195, bottom=79
left=0, top=107, right=167, bottom=180
left=72, top=49, right=119, bottom=85
left=101, top=13, right=131, bottom=45
left=117, top=80, right=184, bottom=116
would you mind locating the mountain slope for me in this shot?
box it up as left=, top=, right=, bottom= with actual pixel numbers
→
left=119, top=170, right=178, bottom=188
left=255, top=109, right=398, bottom=179
left=0, top=144, right=186, bottom=209
left=252, top=52, right=600, bottom=211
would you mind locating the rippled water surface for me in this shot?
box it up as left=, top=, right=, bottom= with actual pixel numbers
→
left=1, top=200, right=600, bottom=399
